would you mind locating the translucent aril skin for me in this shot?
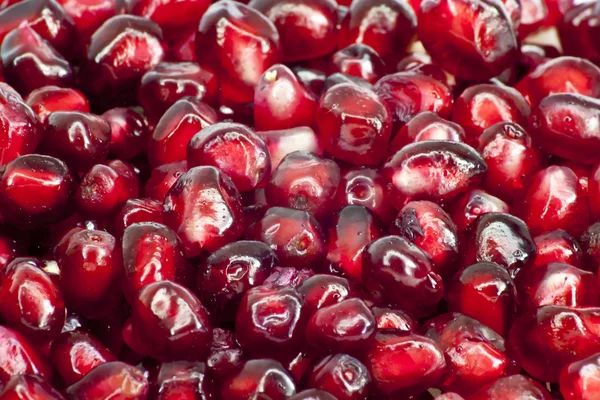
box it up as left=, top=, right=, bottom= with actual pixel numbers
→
left=533, top=229, right=583, bottom=268
left=65, top=361, right=149, bottom=399
left=557, top=2, right=600, bottom=64
left=151, top=360, right=217, bottom=400
left=110, top=198, right=165, bottom=239
left=220, top=359, right=296, bottom=400
left=25, top=86, right=90, bottom=124
left=298, top=274, right=354, bottom=315
left=559, top=352, right=600, bottom=400
left=0, top=374, right=65, bottom=400
left=449, top=189, right=510, bottom=232
left=468, top=375, right=552, bottom=400
left=257, top=127, right=323, bottom=172
left=102, top=107, right=149, bottom=161
left=0, top=325, right=53, bottom=385
left=329, top=44, right=386, bottom=84
left=390, top=112, right=466, bottom=155
left=418, top=0, right=518, bottom=81
left=307, top=353, right=370, bottom=400
left=145, top=160, right=188, bottom=202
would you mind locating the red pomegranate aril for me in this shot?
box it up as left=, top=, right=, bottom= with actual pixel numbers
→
left=195, top=1, right=281, bottom=106
left=365, top=331, right=446, bottom=395
left=25, top=86, right=89, bottom=124
left=435, top=394, right=465, bottom=400
left=317, top=83, right=392, bottom=166
left=307, top=353, right=370, bottom=400
left=249, top=0, right=338, bottom=62
left=452, top=84, right=530, bottom=147
left=0, top=232, right=17, bottom=272
left=130, top=280, right=212, bottom=361
left=49, top=330, right=116, bottom=386
left=75, top=160, right=140, bottom=219
left=463, top=212, right=536, bottom=278
left=144, top=160, right=187, bottom=202
left=289, top=390, right=338, bottom=400
left=557, top=2, right=600, bottom=64
left=519, top=0, right=548, bottom=38
left=220, top=359, right=296, bottom=400
left=122, top=222, right=192, bottom=303
left=510, top=305, right=600, bottom=382
left=56, top=0, right=124, bottom=40
left=559, top=352, right=600, bottom=400
left=128, top=0, right=210, bottom=44
left=585, top=163, right=600, bottom=220
left=0, top=374, right=64, bottom=399
left=147, top=98, right=217, bottom=167
left=293, top=67, right=326, bottom=97
left=0, top=325, right=53, bottom=385
left=298, top=274, right=354, bottom=315
left=418, top=0, right=518, bottom=81
left=579, top=222, right=600, bottom=272
left=382, top=140, right=487, bottom=210
left=323, top=73, right=373, bottom=92
left=56, top=229, right=121, bottom=318
left=254, top=64, right=317, bottom=131
left=390, top=112, right=466, bottom=154
left=305, top=298, right=376, bottom=355
left=449, top=189, right=510, bottom=232
left=533, top=229, right=583, bottom=269
left=246, top=207, right=326, bottom=268
left=338, top=0, right=416, bottom=61
left=518, top=165, right=590, bottom=236
left=110, top=198, right=163, bottom=238
left=257, top=127, right=322, bottom=172
left=0, top=0, right=75, bottom=56
left=423, top=313, right=520, bottom=395
left=264, top=266, right=315, bottom=288
left=1, top=23, right=73, bottom=95
left=65, top=361, right=148, bottom=399
left=516, top=56, right=600, bottom=106
left=517, top=261, right=599, bottom=312
left=447, top=262, right=517, bottom=337
left=265, top=151, right=340, bottom=220
left=0, top=83, right=42, bottom=166
left=469, top=375, right=552, bottom=400
left=329, top=44, right=386, bottom=84
left=236, top=284, right=305, bottom=358
left=162, top=166, right=243, bottom=258
left=362, top=235, right=443, bottom=318
left=102, top=108, right=149, bottom=161
left=197, top=240, right=276, bottom=320
left=187, top=122, right=270, bottom=192
left=137, top=61, right=218, bottom=119
left=39, top=111, right=110, bottom=174
left=375, top=71, right=453, bottom=131
left=83, top=15, right=165, bottom=106
left=530, top=94, right=600, bottom=164
left=0, top=258, right=65, bottom=343
left=391, top=200, right=459, bottom=279
left=0, top=154, right=74, bottom=227
left=372, top=307, right=418, bottom=332
left=206, top=328, right=245, bottom=378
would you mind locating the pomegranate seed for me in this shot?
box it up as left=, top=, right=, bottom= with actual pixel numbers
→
left=0, top=374, right=64, bottom=399
left=533, top=229, right=583, bottom=268
left=372, top=306, right=418, bottom=332
left=329, top=44, right=386, bottom=84
left=469, top=375, right=552, bottom=399
left=110, top=198, right=163, bottom=238
left=307, top=354, right=370, bottom=400
left=151, top=361, right=216, bottom=399
left=289, top=390, right=338, bottom=400
left=65, top=361, right=148, bottom=399
left=57, top=0, right=124, bottom=40
left=264, top=266, right=315, bottom=288
left=206, top=328, right=245, bottom=378
left=298, top=274, right=354, bottom=315
left=559, top=352, right=600, bottom=400
left=144, top=160, right=187, bottom=202
left=102, top=108, right=149, bottom=161
left=449, top=189, right=510, bottom=232
left=257, top=127, right=323, bottom=172
left=390, top=112, right=466, bottom=154
left=0, top=325, right=53, bottom=385
left=557, top=2, right=600, bottom=64
left=220, top=359, right=296, bottom=400
left=25, top=86, right=89, bottom=124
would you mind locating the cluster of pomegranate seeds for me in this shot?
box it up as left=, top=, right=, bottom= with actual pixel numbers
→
left=5, top=0, right=600, bottom=399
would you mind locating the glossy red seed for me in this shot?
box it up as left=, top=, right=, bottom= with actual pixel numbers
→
left=0, top=325, right=53, bottom=385
left=220, top=359, right=296, bottom=400
left=307, top=354, right=370, bottom=400
left=557, top=2, right=600, bottom=64
left=452, top=84, right=530, bottom=147
left=317, top=83, right=392, bottom=166
left=195, top=1, right=281, bottom=106
left=122, top=222, right=192, bottom=303
left=323, top=73, right=373, bottom=91
left=469, top=375, right=552, bottom=400
left=56, top=229, right=120, bottom=318
left=449, top=189, right=510, bottom=232
left=187, top=122, right=270, bottom=192
left=423, top=313, right=520, bottom=395
left=510, top=306, right=600, bottom=382
left=362, top=235, right=443, bottom=318
left=530, top=94, right=600, bottom=164
left=265, top=151, right=340, bottom=220
left=65, top=361, right=148, bottom=399
left=264, top=266, right=315, bottom=288
left=236, top=284, right=305, bottom=358
left=579, top=222, right=600, bottom=273
left=254, top=64, right=317, bottom=131
left=1, top=23, right=73, bottom=95
left=298, top=274, right=354, bottom=315
left=418, top=0, right=518, bottom=81
left=50, top=330, right=116, bottom=386
left=144, top=160, right=187, bottom=202
left=533, top=230, right=583, bottom=269
left=0, top=258, right=65, bottom=343
left=57, top=0, right=124, bottom=40
left=102, top=108, right=149, bottom=160
left=391, top=201, right=459, bottom=279
left=518, top=165, right=590, bottom=236
left=559, top=352, right=600, bottom=400
left=137, top=61, right=218, bottom=119
left=329, top=44, right=386, bottom=84
left=111, top=198, right=164, bottom=238
left=447, top=262, right=517, bottom=337
left=517, top=262, right=599, bottom=312
left=0, top=83, right=42, bottom=166
left=257, top=127, right=322, bottom=172
left=463, top=212, right=536, bottom=278
left=197, top=240, right=276, bottom=320
left=130, top=281, right=212, bottom=360
left=162, top=166, right=244, bottom=257
left=152, top=361, right=216, bottom=400
left=206, top=328, right=245, bottom=378
left=148, top=98, right=217, bottom=166
left=289, top=390, right=338, bottom=400
left=1, top=374, right=64, bottom=399
left=375, top=72, right=453, bottom=131
left=25, top=86, right=89, bottom=124
left=372, top=307, right=418, bottom=332
left=0, top=154, right=73, bottom=227
left=39, top=111, right=110, bottom=173
left=390, top=112, right=465, bottom=154
left=383, top=141, right=487, bottom=210
left=519, top=0, right=548, bottom=37
left=0, top=232, right=17, bottom=272
left=365, top=331, right=446, bottom=395
left=338, top=0, right=416, bottom=60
